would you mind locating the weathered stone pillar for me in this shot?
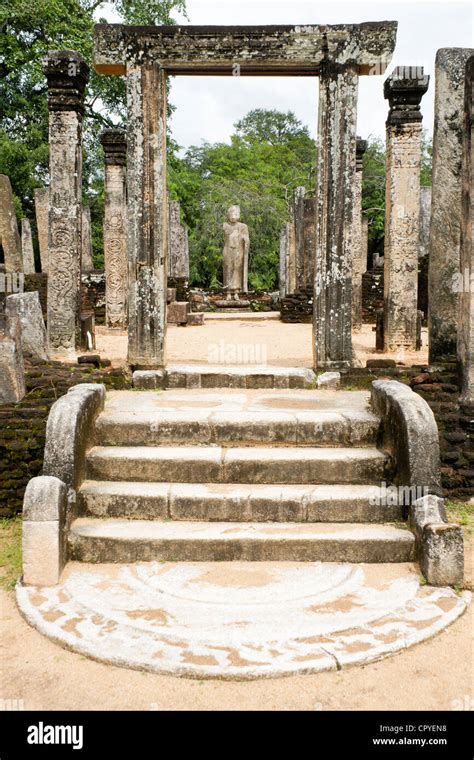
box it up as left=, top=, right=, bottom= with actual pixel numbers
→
left=303, top=197, right=316, bottom=289
left=81, top=206, right=94, bottom=272
left=293, top=186, right=305, bottom=290
left=279, top=225, right=289, bottom=298
left=168, top=200, right=189, bottom=280
left=126, top=64, right=168, bottom=367
left=44, top=51, right=89, bottom=358
left=429, top=48, right=474, bottom=363
left=34, top=187, right=49, bottom=272
left=362, top=216, right=369, bottom=274
left=21, top=219, right=36, bottom=274
left=0, top=175, right=22, bottom=273
left=287, top=213, right=296, bottom=295
left=100, top=128, right=128, bottom=329
left=383, top=67, right=429, bottom=352
left=314, top=64, right=359, bottom=369
left=0, top=312, right=25, bottom=404
left=419, top=186, right=432, bottom=259
left=352, top=137, right=367, bottom=332
left=458, top=56, right=474, bottom=400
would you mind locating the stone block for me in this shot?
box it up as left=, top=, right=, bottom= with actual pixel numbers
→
left=317, top=371, right=341, bottom=389
left=187, top=312, right=204, bottom=326
left=421, top=522, right=464, bottom=587
left=5, top=291, right=48, bottom=360
left=132, top=370, right=166, bottom=390
left=22, top=475, right=67, bottom=586
left=0, top=313, right=26, bottom=404
left=167, top=301, right=189, bottom=325
left=167, top=287, right=177, bottom=303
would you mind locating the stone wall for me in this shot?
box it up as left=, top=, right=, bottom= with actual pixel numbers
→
left=341, top=363, right=474, bottom=498
left=0, top=357, right=130, bottom=517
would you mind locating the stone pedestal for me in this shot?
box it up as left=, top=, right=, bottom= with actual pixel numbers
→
left=44, top=50, right=89, bottom=359
left=0, top=313, right=25, bottom=404
left=383, top=67, right=429, bottom=352
left=81, top=206, right=94, bottom=272
left=34, top=187, right=49, bottom=272
left=168, top=200, right=189, bottom=280
left=21, top=219, right=36, bottom=274
left=314, top=64, right=358, bottom=369
left=100, top=128, right=128, bottom=329
left=458, top=56, right=474, bottom=401
left=0, top=175, right=22, bottom=273
left=429, top=48, right=474, bottom=363
left=126, top=64, right=168, bottom=367
left=352, top=137, right=367, bottom=332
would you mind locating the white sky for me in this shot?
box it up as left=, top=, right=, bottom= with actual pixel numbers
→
left=99, top=0, right=473, bottom=151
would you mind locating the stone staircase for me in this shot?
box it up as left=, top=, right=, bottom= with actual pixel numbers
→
left=69, top=389, right=415, bottom=565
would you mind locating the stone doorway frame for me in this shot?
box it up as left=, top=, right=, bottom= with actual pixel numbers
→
left=93, top=22, right=397, bottom=369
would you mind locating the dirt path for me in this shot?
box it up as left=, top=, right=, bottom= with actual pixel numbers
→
left=1, top=546, right=471, bottom=711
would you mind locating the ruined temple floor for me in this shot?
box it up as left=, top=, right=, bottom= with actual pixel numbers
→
left=94, top=321, right=429, bottom=369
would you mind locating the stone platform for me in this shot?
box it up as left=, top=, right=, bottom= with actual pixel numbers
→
left=16, top=561, right=469, bottom=680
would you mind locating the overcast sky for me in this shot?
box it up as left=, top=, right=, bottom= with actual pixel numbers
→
left=100, top=0, right=473, bottom=151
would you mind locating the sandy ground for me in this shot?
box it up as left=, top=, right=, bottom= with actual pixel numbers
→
left=1, top=544, right=471, bottom=711
left=95, top=322, right=429, bottom=369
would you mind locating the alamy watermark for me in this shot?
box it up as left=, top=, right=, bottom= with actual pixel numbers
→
left=0, top=272, right=24, bottom=294
left=369, top=482, right=429, bottom=507
left=207, top=340, right=268, bottom=365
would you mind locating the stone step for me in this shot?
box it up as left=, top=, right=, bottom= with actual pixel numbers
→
left=78, top=481, right=403, bottom=522
left=86, top=446, right=389, bottom=485
left=133, top=365, right=317, bottom=390
left=68, top=519, right=416, bottom=563
left=95, top=408, right=380, bottom=447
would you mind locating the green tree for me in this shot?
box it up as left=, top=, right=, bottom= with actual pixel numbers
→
left=0, top=0, right=186, bottom=262
left=168, top=109, right=317, bottom=289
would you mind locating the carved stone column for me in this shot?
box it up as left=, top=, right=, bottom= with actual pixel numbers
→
left=34, top=187, right=49, bottom=272
left=81, top=206, right=94, bottom=272
left=126, top=63, right=168, bottom=367
left=43, top=50, right=89, bottom=358
left=314, top=64, right=358, bottom=369
left=21, top=219, right=36, bottom=274
left=429, top=48, right=474, bottom=362
left=100, top=129, right=128, bottom=329
left=458, top=56, right=474, bottom=400
left=168, top=200, right=189, bottom=280
left=383, top=66, right=429, bottom=352
left=352, top=137, right=367, bottom=332
left=0, top=175, right=22, bottom=273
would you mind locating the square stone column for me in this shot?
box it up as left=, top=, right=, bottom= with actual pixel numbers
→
left=383, top=67, right=429, bottom=352
left=100, top=128, right=128, bottom=329
left=362, top=216, right=369, bottom=274
left=34, top=187, right=49, bottom=272
left=168, top=200, right=189, bottom=280
left=279, top=225, right=288, bottom=299
left=81, top=206, right=94, bottom=272
left=126, top=64, right=168, bottom=367
left=314, top=64, right=359, bottom=369
left=429, top=48, right=474, bottom=363
left=458, top=56, right=474, bottom=400
left=43, top=50, right=89, bottom=359
left=352, top=137, right=367, bottom=332
left=21, top=219, right=36, bottom=274
left=293, top=186, right=306, bottom=290
left=0, top=175, right=22, bottom=273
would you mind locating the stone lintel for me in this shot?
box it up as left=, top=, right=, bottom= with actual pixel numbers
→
left=100, top=128, right=127, bottom=165
left=384, top=66, right=430, bottom=124
left=43, top=50, right=90, bottom=113
left=93, top=22, right=397, bottom=76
